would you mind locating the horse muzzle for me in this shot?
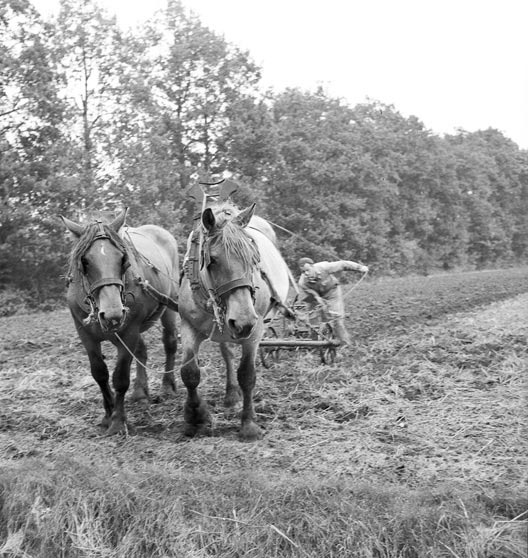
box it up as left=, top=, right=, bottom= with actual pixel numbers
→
left=96, top=284, right=128, bottom=332
left=98, top=307, right=128, bottom=332
left=225, top=298, right=258, bottom=340
left=227, top=318, right=256, bottom=340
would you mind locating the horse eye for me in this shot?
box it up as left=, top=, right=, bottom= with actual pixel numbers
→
left=81, top=256, right=88, bottom=271
left=208, top=256, right=217, bottom=266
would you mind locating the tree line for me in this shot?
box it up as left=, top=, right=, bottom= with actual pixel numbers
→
left=1, top=0, right=527, bottom=305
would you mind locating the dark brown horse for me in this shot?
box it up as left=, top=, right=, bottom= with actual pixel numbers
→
left=61, top=209, right=179, bottom=435
left=179, top=201, right=291, bottom=441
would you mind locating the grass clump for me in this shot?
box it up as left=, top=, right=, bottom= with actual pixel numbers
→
left=1, top=457, right=526, bottom=558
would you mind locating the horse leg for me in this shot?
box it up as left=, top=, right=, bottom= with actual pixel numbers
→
left=237, top=344, right=263, bottom=442
left=77, top=327, right=114, bottom=428
left=180, top=322, right=211, bottom=437
left=130, top=334, right=149, bottom=404
left=219, top=342, right=241, bottom=408
left=106, top=332, right=137, bottom=435
left=160, top=308, right=178, bottom=398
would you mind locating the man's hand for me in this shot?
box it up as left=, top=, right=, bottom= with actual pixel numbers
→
left=358, top=265, right=369, bottom=274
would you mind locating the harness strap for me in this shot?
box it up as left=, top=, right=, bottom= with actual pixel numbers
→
left=259, top=268, right=296, bottom=320
left=94, top=220, right=106, bottom=239
left=89, top=277, right=124, bottom=294
left=214, top=277, right=254, bottom=298
left=183, top=229, right=211, bottom=309
left=136, top=277, right=179, bottom=311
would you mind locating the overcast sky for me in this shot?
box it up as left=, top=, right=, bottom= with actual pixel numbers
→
left=32, top=0, right=528, bottom=149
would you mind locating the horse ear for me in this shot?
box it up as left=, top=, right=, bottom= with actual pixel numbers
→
left=202, top=207, right=216, bottom=232
left=110, top=207, right=128, bottom=232
left=233, top=203, right=256, bottom=228
left=60, top=215, right=84, bottom=238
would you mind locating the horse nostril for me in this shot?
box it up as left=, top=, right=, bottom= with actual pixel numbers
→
left=239, top=324, right=254, bottom=338
left=228, top=319, right=254, bottom=339
left=228, top=319, right=241, bottom=334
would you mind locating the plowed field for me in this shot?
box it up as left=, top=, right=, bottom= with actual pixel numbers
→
left=0, top=267, right=527, bottom=557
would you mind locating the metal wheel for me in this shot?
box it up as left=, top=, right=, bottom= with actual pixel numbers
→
left=260, top=326, right=280, bottom=368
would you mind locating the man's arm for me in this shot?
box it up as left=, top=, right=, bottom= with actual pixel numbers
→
left=315, top=260, right=368, bottom=274
left=298, top=276, right=326, bottom=305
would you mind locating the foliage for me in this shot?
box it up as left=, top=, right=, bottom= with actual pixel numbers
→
left=228, top=92, right=528, bottom=273
left=0, top=288, right=31, bottom=316
left=0, top=0, right=71, bottom=300
left=1, top=0, right=528, bottom=301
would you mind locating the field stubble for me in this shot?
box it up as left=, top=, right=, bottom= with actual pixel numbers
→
left=0, top=268, right=527, bottom=557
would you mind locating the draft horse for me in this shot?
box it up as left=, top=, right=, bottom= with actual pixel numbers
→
left=179, top=201, right=291, bottom=441
left=61, top=209, right=179, bottom=435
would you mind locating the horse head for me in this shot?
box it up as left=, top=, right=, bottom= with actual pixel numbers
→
left=62, top=209, right=130, bottom=332
left=200, top=203, right=261, bottom=340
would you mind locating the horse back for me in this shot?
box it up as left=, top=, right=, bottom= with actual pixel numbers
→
left=124, top=225, right=179, bottom=295
left=246, top=227, right=290, bottom=304
left=248, top=215, right=277, bottom=246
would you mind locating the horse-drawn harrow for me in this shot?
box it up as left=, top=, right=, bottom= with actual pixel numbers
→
left=259, top=301, right=340, bottom=367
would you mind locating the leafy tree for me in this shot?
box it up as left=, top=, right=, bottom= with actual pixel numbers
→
left=110, top=0, right=261, bottom=228
left=0, top=0, right=68, bottom=298
left=256, top=89, right=369, bottom=264
left=447, top=129, right=528, bottom=267
left=51, top=0, right=124, bottom=210
left=1, top=0, right=527, bottom=303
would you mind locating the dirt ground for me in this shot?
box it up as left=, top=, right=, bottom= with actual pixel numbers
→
left=0, top=267, right=527, bottom=494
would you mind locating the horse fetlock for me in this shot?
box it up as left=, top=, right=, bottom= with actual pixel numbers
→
left=224, top=386, right=241, bottom=408
left=161, top=373, right=177, bottom=397
left=160, top=384, right=177, bottom=399
left=181, top=366, right=202, bottom=389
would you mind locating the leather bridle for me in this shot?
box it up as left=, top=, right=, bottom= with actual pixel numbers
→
left=79, top=222, right=131, bottom=319
left=198, top=230, right=258, bottom=332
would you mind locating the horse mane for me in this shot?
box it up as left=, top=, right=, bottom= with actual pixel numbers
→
left=208, top=202, right=260, bottom=272
left=67, top=222, right=129, bottom=280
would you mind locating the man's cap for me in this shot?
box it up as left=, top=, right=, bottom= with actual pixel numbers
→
left=298, top=257, right=314, bottom=266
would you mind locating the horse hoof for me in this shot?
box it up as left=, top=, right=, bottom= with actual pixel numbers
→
left=104, top=420, right=131, bottom=436
left=99, top=417, right=111, bottom=429
left=160, top=387, right=177, bottom=400
left=183, top=402, right=211, bottom=428
left=184, top=422, right=211, bottom=438
left=135, top=398, right=150, bottom=411
left=130, top=389, right=149, bottom=403
left=223, top=406, right=239, bottom=420
left=104, top=424, right=124, bottom=436
left=239, top=422, right=263, bottom=442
